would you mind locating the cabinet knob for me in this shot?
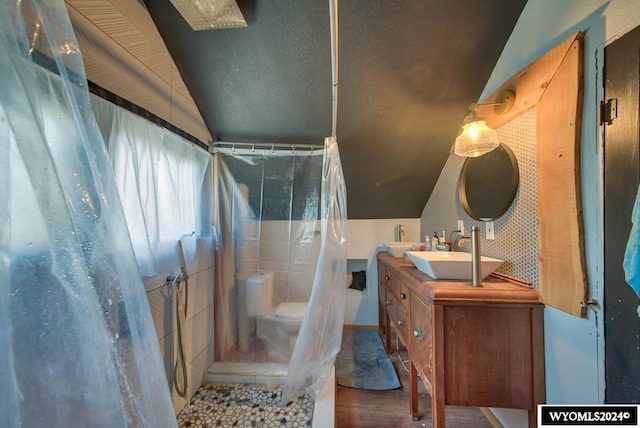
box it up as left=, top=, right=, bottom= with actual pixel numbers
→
left=414, top=326, right=424, bottom=340
left=386, top=298, right=392, bottom=305
left=400, top=293, right=406, bottom=299
left=398, top=317, right=405, bottom=327
left=385, top=276, right=390, bottom=281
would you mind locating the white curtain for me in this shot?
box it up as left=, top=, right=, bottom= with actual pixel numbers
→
left=0, top=0, right=176, bottom=426
left=90, top=96, right=213, bottom=278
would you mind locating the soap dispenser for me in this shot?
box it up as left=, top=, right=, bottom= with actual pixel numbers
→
left=423, top=235, right=431, bottom=251
left=431, top=232, right=439, bottom=251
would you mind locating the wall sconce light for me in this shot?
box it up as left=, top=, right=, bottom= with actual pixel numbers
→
left=454, top=90, right=516, bottom=158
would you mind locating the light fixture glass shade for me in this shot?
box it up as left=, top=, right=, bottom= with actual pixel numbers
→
left=454, top=119, right=500, bottom=158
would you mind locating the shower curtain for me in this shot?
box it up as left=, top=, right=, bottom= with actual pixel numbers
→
left=214, top=136, right=347, bottom=401
left=0, top=0, right=176, bottom=426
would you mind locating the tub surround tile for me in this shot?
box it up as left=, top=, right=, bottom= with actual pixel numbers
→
left=260, top=221, right=291, bottom=242
left=186, top=239, right=215, bottom=274
left=207, top=362, right=288, bottom=377
left=147, top=284, right=175, bottom=341
left=236, top=239, right=260, bottom=262
left=187, top=307, right=215, bottom=364
left=260, top=240, right=291, bottom=263
left=186, top=271, right=214, bottom=321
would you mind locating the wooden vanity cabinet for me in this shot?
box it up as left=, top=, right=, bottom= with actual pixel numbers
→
left=377, top=252, right=545, bottom=428
left=409, top=297, right=433, bottom=394
left=377, top=262, right=390, bottom=347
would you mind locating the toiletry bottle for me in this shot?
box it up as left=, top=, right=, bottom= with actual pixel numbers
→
left=435, top=231, right=447, bottom=251
left=431, top=232, right=439, bottom=251
left=424, top=235, right=431, bottom=251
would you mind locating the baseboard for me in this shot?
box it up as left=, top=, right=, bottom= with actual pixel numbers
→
left=343, top=324, right=378, bottom=330
left=311, top=366, right=335, bottom=428
left=480, top=407, right=505, bottom=428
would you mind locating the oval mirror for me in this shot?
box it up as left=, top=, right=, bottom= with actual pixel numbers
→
left=458, top=144, right=519, bottom=221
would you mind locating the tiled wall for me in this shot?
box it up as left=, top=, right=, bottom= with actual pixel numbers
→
left=236, top=220, right=322, bottom=304
left=145, top=239, right=215, bottom=414
left=421, top=109, right=539, bottom=286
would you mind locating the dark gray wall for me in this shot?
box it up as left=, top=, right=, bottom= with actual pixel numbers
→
left=144, top=0, right=526, bottom=218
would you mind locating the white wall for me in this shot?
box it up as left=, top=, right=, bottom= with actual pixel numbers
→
left=345, top=218, right=420, bottom=326
left=246, top=218, right=422, bottom=327
left=474, top=1, right=640, bottom=426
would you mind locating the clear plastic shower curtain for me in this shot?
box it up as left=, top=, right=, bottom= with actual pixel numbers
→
left=283, top=136, right=347, bottom=401
left=0, top=1, right=176, bottom=426
left=213, top=136, right=346, bottom=401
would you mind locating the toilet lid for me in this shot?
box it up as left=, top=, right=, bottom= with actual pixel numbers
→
left=274, top=302, right=307, bottom=319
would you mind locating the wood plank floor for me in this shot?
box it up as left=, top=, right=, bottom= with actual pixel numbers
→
left=336, top=331, right=493, bottom=428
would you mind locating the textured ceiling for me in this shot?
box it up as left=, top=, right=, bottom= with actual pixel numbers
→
left=143, top=0, right=527, bottom=218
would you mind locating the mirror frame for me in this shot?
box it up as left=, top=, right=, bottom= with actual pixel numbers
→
left=458, top=144, right=519, bottom=221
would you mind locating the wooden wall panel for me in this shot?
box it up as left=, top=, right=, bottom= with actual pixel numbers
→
left=466, top=32, right=588, bottom=317
left=536, top=38, right=587, bottom=317
left=479, top=34, right=579, bottom=129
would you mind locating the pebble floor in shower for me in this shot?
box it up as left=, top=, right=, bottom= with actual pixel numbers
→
left=177, top=383, right=313, bottom=427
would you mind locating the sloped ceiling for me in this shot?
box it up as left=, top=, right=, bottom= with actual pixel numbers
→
left=145, top=0, right=527, bottom=218
left=65, top=0, right=212, bottom=142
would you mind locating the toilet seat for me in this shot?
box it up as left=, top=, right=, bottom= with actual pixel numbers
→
left=274, top=302, right=307, bottom=320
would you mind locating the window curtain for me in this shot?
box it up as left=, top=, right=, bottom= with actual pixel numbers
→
left=0, top=0, right=176, bottom=426
left=90, top=96, right=213, bottom=278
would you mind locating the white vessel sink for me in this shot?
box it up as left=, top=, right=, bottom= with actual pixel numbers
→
left=405, top=251, right=504, bottom=280
left=384, top=242, right=421, bottom=258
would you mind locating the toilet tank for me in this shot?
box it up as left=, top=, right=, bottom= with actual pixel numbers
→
left=245, top=271, right=274, bottom=316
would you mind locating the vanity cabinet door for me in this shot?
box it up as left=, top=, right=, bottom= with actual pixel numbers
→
left=378, top=263, right=390, bottom=338
left=378, top=263, right=389, bottom=306
left=410, top=297, right=433, bottom=394
left=388, top=292, right=410, bottom=348
left=389, top=274, right=402, bottom=300
left=398, top=282, right=410, bottom=312
left=395, top=299, right=410, bottom=348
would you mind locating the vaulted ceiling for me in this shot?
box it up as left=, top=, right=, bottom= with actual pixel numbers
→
left=73, top=0, right=527, bottom=219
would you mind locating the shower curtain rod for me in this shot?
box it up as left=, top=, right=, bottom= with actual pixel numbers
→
left=330, top=0, right=338, bottom=137
left=208, top=141, right=322, bottom=153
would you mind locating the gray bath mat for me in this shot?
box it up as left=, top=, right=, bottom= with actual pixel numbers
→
left=335, top=329, right=401, bottom=390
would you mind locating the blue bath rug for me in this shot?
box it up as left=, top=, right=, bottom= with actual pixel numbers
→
left=335, top=329, right=401, bottom=390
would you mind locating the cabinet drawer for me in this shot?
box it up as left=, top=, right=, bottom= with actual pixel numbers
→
left=389, top=293, right=410, bottom=348
left=410, top=297, right=433, bottom=392
left=398, top=282, right=410, bottom=312
left=389, top=275, right=402, bottom=299
left=378, top=265, right=390, bottom=305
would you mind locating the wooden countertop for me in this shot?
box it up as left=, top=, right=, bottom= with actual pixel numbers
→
left=378, top=252, right=542, bottom=306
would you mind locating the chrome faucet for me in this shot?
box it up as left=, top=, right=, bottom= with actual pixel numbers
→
left=453, top=231, right=469, bottom=249
left=396, top=224, right=405, bottom=242
left=453, top=226, right=482, bottom=287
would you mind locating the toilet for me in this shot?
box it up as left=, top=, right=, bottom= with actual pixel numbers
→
left=245, top=271, right=308, bottom=362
